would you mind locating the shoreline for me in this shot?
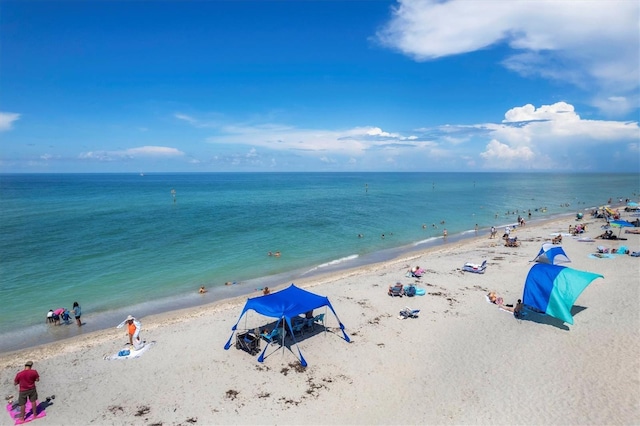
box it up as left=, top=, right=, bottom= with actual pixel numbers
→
left=1, top=210, right=638, bottom=424
left=0, top=207, right=630, bottom=359
left=1, top=209, right=584, bottom=356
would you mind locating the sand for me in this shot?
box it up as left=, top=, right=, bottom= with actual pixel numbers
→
left=1, top=213, right=639, bottom=425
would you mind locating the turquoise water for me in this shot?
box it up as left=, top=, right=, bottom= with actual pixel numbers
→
left=1, top=172, right=638, bottom=352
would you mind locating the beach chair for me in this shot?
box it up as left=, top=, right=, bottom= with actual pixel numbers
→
left=398, top=307, right=420, bottom=319
left=260, top=328, right=282, bottom=345
left=290, top=320, right=306, bottom=336
left=388, top=283, right=405, bottom=297
left=309, top=313, right=325, bottom=330
left=462, top=260, right=487, bottom=274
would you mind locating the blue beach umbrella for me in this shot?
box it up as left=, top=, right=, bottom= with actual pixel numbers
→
left=609, top=219, right=635, bottom=236
left=522, top=263, right=603, bottom=325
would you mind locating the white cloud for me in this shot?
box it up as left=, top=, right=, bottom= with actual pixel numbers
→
left=205, top=123, right=421, bottom=156
left=174, top=113, right=198, bottom=125
left=476, top=102, right=639, bottom=169
left=376, top=0, right=639, bottom=115
left=79, top=146, right=184, bottom=161
left=479, top=139, right=535, bottom=168
left=179, top=102, right=638, bottom=171
left=0, top=112, right=21, bottom=131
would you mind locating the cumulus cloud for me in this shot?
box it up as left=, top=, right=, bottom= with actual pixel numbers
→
left=0, top=112, right=21, bottom=131
left=181, top=102, right=638, bottom=171
left=376, top=0, right=639, bottom=115
left=479, top=139, right=535, bottom=168
left=79, top=146, right=184, bottom=161
left=476, top=102, right=639, bottom=169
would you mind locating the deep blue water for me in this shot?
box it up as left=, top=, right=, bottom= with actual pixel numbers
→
left=0, top=172, right=637, bottom=352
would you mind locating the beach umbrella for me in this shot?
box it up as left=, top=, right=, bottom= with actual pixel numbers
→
left=532, top=243, right=571, bottom=265
left=522, top=263, right=603, bottom=325
left=609, top=219, right=634, bottom=236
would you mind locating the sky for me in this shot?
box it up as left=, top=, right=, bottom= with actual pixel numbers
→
left=0, top=0, right=639, bottom=173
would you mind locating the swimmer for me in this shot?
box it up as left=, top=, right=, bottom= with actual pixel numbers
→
left=274, top=251, right=281, bottom=257
left=199, top=286, right=207, bottom=294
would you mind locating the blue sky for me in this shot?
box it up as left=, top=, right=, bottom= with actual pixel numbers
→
left=1, top=0, right=638, bottom=173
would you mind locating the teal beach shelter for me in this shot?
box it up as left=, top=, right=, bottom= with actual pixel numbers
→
left=522, top=264, right=603, bottom=325
left=224, top=284, right=350, bottom=366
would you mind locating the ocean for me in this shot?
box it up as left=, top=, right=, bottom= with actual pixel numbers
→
left=1, top=172, right=637, bottom=352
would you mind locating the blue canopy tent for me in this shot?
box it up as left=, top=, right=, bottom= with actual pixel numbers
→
left=224, top=284, right=350, bottom=366
left=531, top=243, right=571, bottom=265
left=522, top=263, right=603, bottom=325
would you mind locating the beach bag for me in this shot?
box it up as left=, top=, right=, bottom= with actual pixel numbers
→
left=405, top=285, right=416, bottom=297
left=514, top=303, right=524, bottom=319
left=118, top=349, right=130, bottom=357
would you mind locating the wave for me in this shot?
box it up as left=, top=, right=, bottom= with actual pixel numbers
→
left=303, top=254, right=360, bottom=275
left=413, top=237, right=439, bottom=246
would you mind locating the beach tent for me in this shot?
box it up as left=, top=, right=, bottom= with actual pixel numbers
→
left=224, top=284, right=350, bottom=366
left=522, top=263, right=603, bottom=325
left=532, top=243, right=571, bottom=265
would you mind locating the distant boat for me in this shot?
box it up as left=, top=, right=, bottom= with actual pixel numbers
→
left=140, top=173, right=145, bottom=176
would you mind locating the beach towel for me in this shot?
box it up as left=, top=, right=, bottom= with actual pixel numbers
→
left=104, top=341, right=156, bottom=360
left=589, top=253, right=614, bottom=259
left=6, top=400, right=46, bottom=425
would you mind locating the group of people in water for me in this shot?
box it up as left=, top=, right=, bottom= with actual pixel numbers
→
left=46, top=302, right=81, bottom=327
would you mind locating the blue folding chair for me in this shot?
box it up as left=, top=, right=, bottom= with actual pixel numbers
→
left=260, top=328, right=282, bottom=345
left=311, top=313, right=325, bottom=330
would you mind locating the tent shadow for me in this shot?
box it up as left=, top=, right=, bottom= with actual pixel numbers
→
left=520, top=305, right=588, bottom=330
left=257, top=323, right=344, bottom=363
left=521, top=311, right=569, bottom=330
left=571, top=305, right=588, bottom=317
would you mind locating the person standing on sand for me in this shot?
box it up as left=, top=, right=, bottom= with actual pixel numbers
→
left=14, top=361, right=40, bottom=422
left=72, top=301, right=82, bottom=326
left=117, top=315, right=143, bottom=348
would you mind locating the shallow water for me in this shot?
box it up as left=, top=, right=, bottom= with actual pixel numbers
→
left=0, top=172, right=637, bottom=352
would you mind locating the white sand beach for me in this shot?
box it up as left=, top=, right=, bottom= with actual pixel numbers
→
left=2, top=214, right=639, bottom=425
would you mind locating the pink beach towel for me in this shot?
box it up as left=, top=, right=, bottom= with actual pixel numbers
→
left=6, top=400, right=46, bottom=425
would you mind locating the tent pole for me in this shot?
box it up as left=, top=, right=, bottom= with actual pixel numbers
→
left=324, top=307, right=327, bottom=336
